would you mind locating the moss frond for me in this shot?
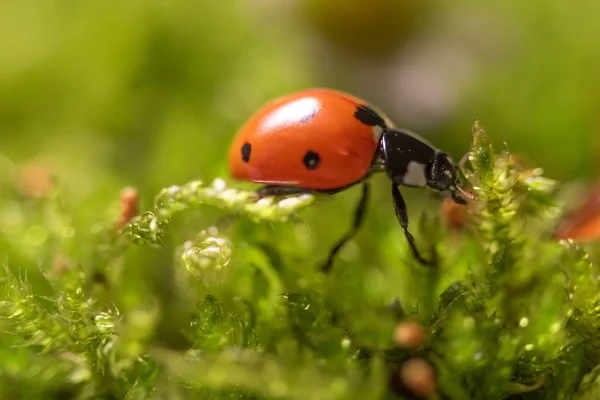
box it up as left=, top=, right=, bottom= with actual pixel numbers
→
left=2, top=121, right=600, bottom=399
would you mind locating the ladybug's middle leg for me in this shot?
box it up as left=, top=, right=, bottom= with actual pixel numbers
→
left=391, top=184, right=437, bottom=267
left=320, top=181, right=370, bottom=273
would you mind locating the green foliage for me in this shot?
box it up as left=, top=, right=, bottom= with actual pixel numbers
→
left=1, top=122, right=600, bottom=399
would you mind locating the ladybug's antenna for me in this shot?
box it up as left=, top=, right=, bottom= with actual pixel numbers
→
left=452, top=149, right=475, bottom=203
left=452, top=185, right=475, bottom=203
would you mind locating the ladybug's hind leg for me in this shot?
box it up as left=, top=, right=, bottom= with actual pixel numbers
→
left=257, top=185, right=311, bottom=199
left=391, top=184, right=437, bottom=267
left=320, top=182, right=370, bottom=273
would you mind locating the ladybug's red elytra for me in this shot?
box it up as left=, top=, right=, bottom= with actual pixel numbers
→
left=228, top=88, right=468, bottom=271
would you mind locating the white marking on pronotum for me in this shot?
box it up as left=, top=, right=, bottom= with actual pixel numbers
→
left=402, top=161, right=427, bottom=187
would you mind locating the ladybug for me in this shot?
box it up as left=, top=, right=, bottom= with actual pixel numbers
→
left=228, top=88, right=467, bottom=272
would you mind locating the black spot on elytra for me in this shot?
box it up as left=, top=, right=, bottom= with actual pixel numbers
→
left=354, top=105, right=386, bottom=127
left=303, top=151, right=320, bottom=170
left=241, top=142, right=251, bottom=163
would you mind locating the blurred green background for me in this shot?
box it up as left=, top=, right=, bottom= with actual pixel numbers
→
left=1, top=0, right=600, bottom=260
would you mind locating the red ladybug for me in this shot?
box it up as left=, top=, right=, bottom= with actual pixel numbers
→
left=228, top=88, right=467, bottom=271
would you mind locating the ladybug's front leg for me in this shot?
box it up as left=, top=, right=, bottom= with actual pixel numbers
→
left=391, top=184, right=437, bottom=267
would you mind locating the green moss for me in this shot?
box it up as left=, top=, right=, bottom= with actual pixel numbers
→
left=0, top=121, right=599, bottom=399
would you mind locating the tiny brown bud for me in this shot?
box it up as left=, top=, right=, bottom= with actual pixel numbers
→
left=393, top=321, right=426, bottom=349
left=399, top=358, right=437, bottom=399
left=52, top=255, right=71, bottom=275
left=115, top=187, right=139, bottom=230
left=15, top=160, right=56, bottom=199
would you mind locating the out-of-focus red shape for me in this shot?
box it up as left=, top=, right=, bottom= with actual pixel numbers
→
left=16, top=159, right=56, bottom=198
left=552, top=183, right=600, bottom=242
left=441, top=196, right=468, bottom=230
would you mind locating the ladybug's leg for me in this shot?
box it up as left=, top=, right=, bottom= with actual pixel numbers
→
left=391, top=184, right=437, bottom=266
left=452, top=147, right=478, bottom=204
left=320, top=182, right=370, bottom=273
left=257, top=185, right=310, bottom=199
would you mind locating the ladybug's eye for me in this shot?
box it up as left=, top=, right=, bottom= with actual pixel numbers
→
left=303, top=151, right=321, bottom=170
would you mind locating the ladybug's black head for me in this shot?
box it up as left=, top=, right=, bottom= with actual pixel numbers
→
left=425, top=152, right=457, bottom=192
